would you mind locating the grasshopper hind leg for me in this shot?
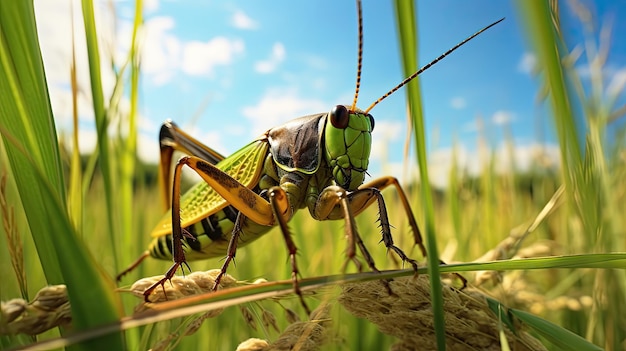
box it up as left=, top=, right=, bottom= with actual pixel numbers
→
left=211, top=211, right=245, bottom=291
left=116, top=251, right=150, bottom=282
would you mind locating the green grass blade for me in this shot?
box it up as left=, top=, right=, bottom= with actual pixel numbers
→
left=119, top=0, right=142, bottom=253
left=0, top=0, right=65, bottom=286
left=510, top=309, right=602, bottom=351
left=442, top=253, right=626, bottom=272
left=80, top=0, right=119, bottom=271
left=0, top=1, right=124, bottom=349
left=68, top=11, right=83, bottom=233
left=485, top=296, right=602, bottom=351
left=393, top=1, right=445, bottom=349
left=516, top=1, right=582, bottom=181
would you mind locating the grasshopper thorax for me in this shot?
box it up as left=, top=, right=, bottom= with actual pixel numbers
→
left=324, top=104, right=374, bottom=191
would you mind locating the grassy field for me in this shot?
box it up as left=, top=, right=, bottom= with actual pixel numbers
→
left=1, top=1, right=625, bottom=350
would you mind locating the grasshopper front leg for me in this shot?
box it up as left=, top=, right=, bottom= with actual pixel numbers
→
left=349, top=176, right=467, bottom=287
left=313, top=186, right=378, bottom=273
left=313, top=185, right=418, bottom=274
left=358, top=177, right=427, bottom=257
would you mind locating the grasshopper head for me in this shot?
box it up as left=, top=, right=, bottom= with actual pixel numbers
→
left=324, top=104, right=374, bottom=191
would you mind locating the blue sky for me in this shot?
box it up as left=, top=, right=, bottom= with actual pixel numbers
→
left=36, top=0, right=626, bottom=186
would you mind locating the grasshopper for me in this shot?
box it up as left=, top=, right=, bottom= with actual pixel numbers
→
left=117, top=0, right=503, bottom=311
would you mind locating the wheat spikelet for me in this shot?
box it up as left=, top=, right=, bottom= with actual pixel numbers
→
left=0, top=285, right=70, bottom=335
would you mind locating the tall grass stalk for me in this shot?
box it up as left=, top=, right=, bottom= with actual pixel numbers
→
left=80, top=0, right=120, bottom=272
left=392, top=1, right=447, bottom=349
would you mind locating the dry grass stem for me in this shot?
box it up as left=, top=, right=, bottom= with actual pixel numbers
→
left=0, top=285, right=70, bottom=335
left=339, top=276, right=547, bottom=351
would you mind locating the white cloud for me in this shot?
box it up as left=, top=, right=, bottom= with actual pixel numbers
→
left=241, top=88, right=327, bottom=136
left=144, top=0, right=159, bottom=13
left=429, top=147, right=472, bottom=188
left=141, top=17, right=245, bottom=84
left=492, top=110, right=515, bottom=125
left=462, top=116, right=484, bottom=134
left=450, top=96, right=466, bottom=110
left=140, top=16, right=180, bottom=85
left=137, top=132, right=160, bottom=164
left=231, top=10, right=258, bottom=30
left=254, top=42, right=286, bottom=74
left=493, top=142, right=560, bottom=173
left=375, top=160, right=419, bottom=185
left=369, top=120, right=403, bottom=161
left=427, top=142, right=561, bottom=188
left=607, top=68, right=626, bottom=98
left=182, top=37, right=244, bottom=76
left=302, top=54, right=329, bottom=70
left=518, top=52, right=536, bottom=74
left=462, top=112, right=514, bottom=133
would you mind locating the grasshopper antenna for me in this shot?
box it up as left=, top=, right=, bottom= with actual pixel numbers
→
left=364, top=17, right=505, bottom=114
left=351, top=0, right=364, bottom=111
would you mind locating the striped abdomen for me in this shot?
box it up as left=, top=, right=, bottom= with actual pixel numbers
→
left=148, top=205, right=273, bottom=261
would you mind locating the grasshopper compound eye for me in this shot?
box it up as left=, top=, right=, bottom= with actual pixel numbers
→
left=368, top=114, right=375, bottom=131
left=330, top=105, right=349, bottom=129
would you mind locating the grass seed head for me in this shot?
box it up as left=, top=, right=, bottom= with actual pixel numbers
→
left=129, top=269, right=239, bottom=306
left=0, top=285, right=70, bottom=336
left=236, top=338, right=270, bottom=351
left=262, top=309, right=280, bottom=333
left=240, top=305, right=258, bottom=331
left=284, top=308, right=300, bottom=324
left=262, top=303, right=332, bottom=351
left=339, top=276, right=547, bottom=351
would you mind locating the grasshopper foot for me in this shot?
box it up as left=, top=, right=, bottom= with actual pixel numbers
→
left=143, top=261, right=188, bottom=302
